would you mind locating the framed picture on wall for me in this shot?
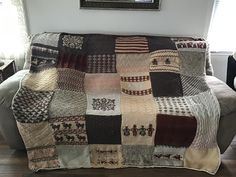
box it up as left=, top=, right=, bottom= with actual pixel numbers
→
left=80, top=0, right=161, bottom=10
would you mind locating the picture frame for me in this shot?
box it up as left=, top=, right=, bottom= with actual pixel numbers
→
left=80, top=0, right=160, bottom=10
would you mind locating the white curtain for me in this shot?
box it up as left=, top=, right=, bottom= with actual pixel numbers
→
left=207, top=0, right=236, bottom=52
left=0, top=0, right=28, bottom=70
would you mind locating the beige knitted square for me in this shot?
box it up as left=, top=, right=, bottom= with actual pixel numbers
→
left=22, top=68, right=58, bottom=91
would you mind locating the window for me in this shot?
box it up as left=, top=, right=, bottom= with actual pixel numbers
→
left=207, top=0, right=236, bottom=52
left=0, top=0, right=28, bottom=69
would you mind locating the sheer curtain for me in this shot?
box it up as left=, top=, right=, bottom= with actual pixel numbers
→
left=207, top=0, right=236, bottom=52
left=0, top=0, right=28, bottom=70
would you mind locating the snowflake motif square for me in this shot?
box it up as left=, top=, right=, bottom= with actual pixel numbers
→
left=121, top=112, right=156, bottom=145
left=85, top=115, right=121, bottom=144
left=89, top=145, right=122, bottom=168
left=86, top=93, right=121, bottom=116
left=62, top=35, right=84, bottom=50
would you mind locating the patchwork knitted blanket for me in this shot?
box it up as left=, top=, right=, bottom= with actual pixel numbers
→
left=12, top=33, right=221, bottom=174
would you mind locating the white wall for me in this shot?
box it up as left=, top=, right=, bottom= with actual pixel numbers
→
left=24, top=0, right=214, bottom=38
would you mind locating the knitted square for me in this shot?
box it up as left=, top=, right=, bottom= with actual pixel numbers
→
left=155, top=97, right=193, bottom=117
left=12, top=87, right=54, bottom=123
left=86, top=93, right=121, bottom=116
left=153, top=146, right=186, bottom=167
left=85, top=73, right=121, bottom=94
left=57, top=68, right=85, bottom=92
left=148, top=36, right=177, bottom=52
left=121, top=95, right=157, bottom=115
left=49, top=90, right=87, bottom=118
left=149, top=50, right=180, bottom=73
left=122, top=145, right=154, bottom=166
left=86, top=54, right=116, bottom=73
left=56, top=145, right=90, bottom=168
left=181, top=75, right=209, bottom=96
left=155, top=114, right=197, bottom=147
left=85, top=115, right=121, bottom=144
left=48, top=116, right=88, bottom=145
left=179, top=51, right=206, bottom=76
left=150, top=72, right=183, bottom=97
left=120, top=73, right=152, bottom=96
left=116, top=54, right=150, bottom=74
left=89, top=145, right=122, bottom=168
left=115, top=37, right=149, bottom=53
left=30, top=45, right=58, bottom=72
left=22, top=68, right=58, bottom=91
left=27, top=145, right=60, bottom=171
left=121, top=112, right=156, bottom=145
left=17, top=122, right=55, bottom=148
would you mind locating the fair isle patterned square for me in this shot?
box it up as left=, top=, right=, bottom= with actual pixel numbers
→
left=155, top=97, right=193, bottom=116
left=175, top=40, right=207, bottom=52
left=12, top=87, right=54, bottom=123
left=116, top=54, right=150, bottom=74
left=56, top=145, right=91, bottom=168
left=27, top=145, right=60, bottom=171
left=86, top=93, right=121, bottom=116
left=49, top=90, right=87, bottom=118
left=22, top=68, right=58, bottom=91
left=115, top=37, right=149, bottom=53
left=86, top=54, right=117, bottom=73
left=121, top=112, right=156, bottom=145
left=121, top=95, right=157, bottom=115
left=30, top=45, right=59, bottom=72
left=181, top=75, right=209, bottom=96
left=120, top=73, right=152, bottom=96
left=57, top=68, right=85, bottom=92
left=85, top=73, right=120, bottom=94
left=149, top=50, right=180, bottom=73
left=49, top=116, right=88, bottom=145
left=122, top=145, right=154, bottom=166
left=89, top=145, right=122, bottom=168
left=17, top=122, right=55, bottom=148
left=153, top=146, right=186, bottom=167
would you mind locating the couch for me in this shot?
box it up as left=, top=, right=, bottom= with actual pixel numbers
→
left=0, top=34, right=236, bottom=156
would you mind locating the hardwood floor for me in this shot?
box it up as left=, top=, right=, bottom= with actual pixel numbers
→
left=0, top=135, right=235, bottom=177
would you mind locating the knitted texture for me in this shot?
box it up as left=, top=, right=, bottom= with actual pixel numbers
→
left=12, top=33, right=220, bottom=174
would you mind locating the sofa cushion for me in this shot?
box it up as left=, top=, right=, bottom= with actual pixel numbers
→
left=206, top=75, right=236, bottom=116
left=0, top=70, right=29, bottom=108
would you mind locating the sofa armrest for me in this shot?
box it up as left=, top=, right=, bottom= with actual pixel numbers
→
left=0, top=70, right=28, bottom=150
left=206, top=75, right=236, bottom=117
left=0, top=70, right=29, bottom=109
